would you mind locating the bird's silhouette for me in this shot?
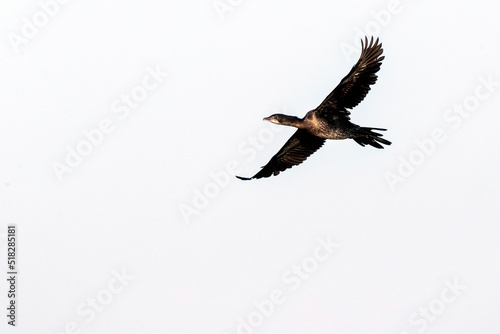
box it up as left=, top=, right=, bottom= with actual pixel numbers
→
left=237, top=37, right=390, bottom=180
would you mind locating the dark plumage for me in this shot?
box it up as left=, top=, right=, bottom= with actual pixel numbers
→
left=237, top=37, right=391, bottom=180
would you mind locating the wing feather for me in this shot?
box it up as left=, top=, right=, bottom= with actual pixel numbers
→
left=317, top=37, right=384, bottom=119
left=237, top=129, right=325, bottom=180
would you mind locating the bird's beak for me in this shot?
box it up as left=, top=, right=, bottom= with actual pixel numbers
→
left=263, top=116, right=271, bottom=122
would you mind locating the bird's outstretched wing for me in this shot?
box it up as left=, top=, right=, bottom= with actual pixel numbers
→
left=317, top=37, right=384, bottom=120
left=236, top=129, right=325, bottom=180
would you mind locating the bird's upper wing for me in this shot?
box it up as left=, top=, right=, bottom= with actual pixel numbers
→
left=237, top=129, right=325, bottom=180
left=316, top=37, right=384, bottom=120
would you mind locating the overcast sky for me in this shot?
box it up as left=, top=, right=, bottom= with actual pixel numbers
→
left=1, top=0, right=500, bottom=333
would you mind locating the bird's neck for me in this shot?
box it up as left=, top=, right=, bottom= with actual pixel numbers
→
left=280, top=115, right=305, bottom=128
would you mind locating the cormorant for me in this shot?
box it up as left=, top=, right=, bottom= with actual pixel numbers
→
left=237, top=37, right=391, bottom=180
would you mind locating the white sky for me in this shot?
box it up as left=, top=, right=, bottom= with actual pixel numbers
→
left=1, top=0, right=499, bottom=333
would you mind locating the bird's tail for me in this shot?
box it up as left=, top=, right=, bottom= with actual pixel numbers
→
left=353, top=127, right=391, bottom=149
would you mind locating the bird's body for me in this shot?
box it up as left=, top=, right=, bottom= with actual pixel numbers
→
left=237, top=37, right=391, bottom=180
left=302, top=110, right=353, bottom=139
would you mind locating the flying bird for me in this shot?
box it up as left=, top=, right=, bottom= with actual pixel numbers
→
left=237, top=37, right=391, bottom=180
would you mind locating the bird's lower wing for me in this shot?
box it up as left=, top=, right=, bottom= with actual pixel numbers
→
left=237, top=129, right=325, bottom=180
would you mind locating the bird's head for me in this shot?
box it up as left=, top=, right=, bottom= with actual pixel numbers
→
left=263, top=114, right=287, bottom=124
